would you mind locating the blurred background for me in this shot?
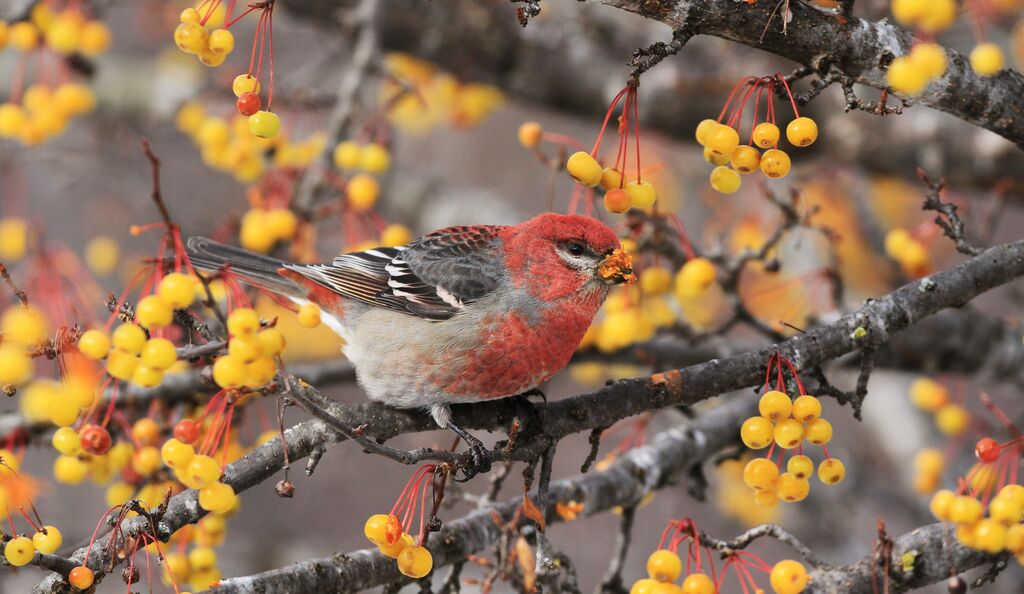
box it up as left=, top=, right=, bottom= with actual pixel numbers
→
left=1, top=0, right=1023, bottom=592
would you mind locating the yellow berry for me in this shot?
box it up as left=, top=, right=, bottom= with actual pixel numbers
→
left=759, top=390, right=792, bottom=422
left=347, top=174, right=380, bottom=211
left=360, top=144, right=391, bottom=174
left=4, top=536, right=35, bottom=566
left=198, top=481, right=237, bottom=513
left=132, top=446, right=162, bottom=475
left=2, top=304, right=48, bottom=345
left=694, top=118, right=718, bottom=145
left=703, top=146, right=730, bottom=166
left=245, top=357, right=277, bottom=388
left=248, top=110, right=281, bottom=138
left=208, top=29, right=234, bottom=55
left=710, top=166, right=741, bottom=194
left=298, top=303, right=322, bottom=328
left=185, top=455, right=221, bottom=489
left=752, top=122, right=780, bottom=149
left=397, top=545, right=433, bottom=578
left=380, top=224, right=412, bottom=247
left=818, top=458, right=845, bottom=484
left=1006, top=524, right=1024, bottom=554
left=754, top=488, right=779, bottom=508
left=936, top=404, right=970, bottom=436
left=804, top=418, right=832, bottom=445
left=930, top=489, right=956, bottom=521
left=364, top=514, right=402, bottom=546
left=759, top=149, right=791, bottom=178
left=646, top=549, right=682, bottom=582
left=970, top=43, right=1004, bottom=76
left=600, top=167, right=623, bottom=191
left=227, top=307, right=260, bottom=336
left=54, top=454, right=89, bottom=484
left=212, top=355, right=247, bottom=389
left=974, top=519, right=1007, bottom=553
left=741, top=416, right=774, bottom=449
left=0, top=103, right=27, bottom=138
left=32, top=526, right=62, bottom=554
left=913, top=448, right=944, bottom=476
left=787, top=455, right=813, bottom=480
left=10, top=22, right=39, bottom=51
left=189, top=546, right=217, bottom=571
left=917, top=0, right=957, bottom=33
left=743, top=457, right=780, bottom=490
left=791, top=395, right=821, bottom=422
left=52, top=427, right=82, bottom=456
left=332, top=140, right=361, bottom=170
left=0, top=218, right=28, bottom=260
left=45, top=15, right=81, bottom=54
left=773, top=419, right=804, bottom=449
left=730, top=145, right=761, bottom=173
left=136, top=295, right=173, bottom=328
left=380, top=533, right=415, bottom=558
left=887, top=56, right=927, bottom=95
left=988, top=495, right=1022, bottom=526
left=949, top=495, right=983, bottom=525
left=79, top=20, right=111, bottom=56
left=232, top=74, right=261, bottom=98
left=626, top=180, right=657, bottom=208
left=566, top=151, right=603, bottom=187
left=158, top=273, right=196, bottom=309
left=161, top=438, right=195, bottom=469
left=785, top=117, right=818, bottom=147
left=910, top=43, right=948, bottom=78
left=84, top=236, right=120, bottom=276
left=0, top=345, right=32, bottom=385
left=640, top=268, right=673, bottom=296
left=705, top=123, right=740, bottom=157
left=105, top=349, right=139, bottom=381
left=141, top=338, right=177, bottom=371
left=770, top=559, right=808, bottom=594
left=909, top=378, right=948, bottom=411
left=256, top=328, right=286, bottom=356
left=676, top=258, right=716, bottom=298
left=173, top=22, right=207, bottom=54
left=517, top=121, right=542, bottom=148
left=680, top=572, right=715, bottom=594
left=777, top=472, right=810, bottom=502
left=998, top=484, right=1024, bottom=506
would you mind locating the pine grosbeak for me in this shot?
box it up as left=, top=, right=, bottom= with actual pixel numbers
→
left=188, top=213, right=633, bottom=468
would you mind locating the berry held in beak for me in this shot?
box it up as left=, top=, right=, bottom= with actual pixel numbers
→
left=598, top=248, right=636, bottom=285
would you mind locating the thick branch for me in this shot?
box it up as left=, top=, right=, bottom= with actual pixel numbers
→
left=30, top=239, right=1024, bottom=592
left=597, top=0, right=1024, bottom=149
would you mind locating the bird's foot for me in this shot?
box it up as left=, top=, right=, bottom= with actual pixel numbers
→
left=446, top=420, right=493, bottom=482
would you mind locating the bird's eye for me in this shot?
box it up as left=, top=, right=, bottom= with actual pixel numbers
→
left=567, top=242, right=585, bottom=256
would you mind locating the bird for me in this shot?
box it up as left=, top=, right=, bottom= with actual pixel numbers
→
left=187, top=212, right=634, bottom=475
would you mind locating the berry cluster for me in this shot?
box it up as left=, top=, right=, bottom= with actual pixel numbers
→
left=0, top=4, right=108, bottom=146
left=1, top=455, right=64, bottom=570
left=210, top=307, right=286, bottom=389
left=932, top=481, right=1024, bottom=559
left=907, top=377, right=970, bottom=437
left=630, top=518, right=810, bottom=594
left=697, top=75, right=817, bottom=194
left=740, top=354, right=844, bottom=507
left=564, top=84, right=658, bottom=213
left=889, top=0, right=1008, bottom=85
left=239, top=183, right=301, bottom=252
left=381, top=53, right=505, bottom=133
left=172, top=1, right=284, bottom=139
left=363, top=465, right=445, bottom=579
left=884, top=228, right=932, bottom=278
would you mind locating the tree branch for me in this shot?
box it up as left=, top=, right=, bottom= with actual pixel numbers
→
left=595, top=0, right=1024, bottom=149
left=30, top=239, right=1024, bottom=592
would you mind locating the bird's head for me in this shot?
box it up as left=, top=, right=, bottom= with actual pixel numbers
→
left=502, top=213, right=635, bottom=301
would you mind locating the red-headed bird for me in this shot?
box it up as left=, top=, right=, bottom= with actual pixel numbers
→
left=187, top=213, right=634, bottom=471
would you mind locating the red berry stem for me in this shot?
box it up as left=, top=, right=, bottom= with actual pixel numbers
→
left=99, top=381, right=120, bottom=428
left=775, top=73, right=801, bottom=119
left=779, top=356, right=807, bottom=395
left=725, top=79, right=762, bottom=130
left=980, top=392, right=1022, bottom=439
left=199, top=0, right=223, bottom=27
left=82, top=506, right=123, bottom=566
left=631, top=88, right=642, bottom=183
left=716, top=76, right=757, bottom=122
left=590, top=87, right=629, bottom=158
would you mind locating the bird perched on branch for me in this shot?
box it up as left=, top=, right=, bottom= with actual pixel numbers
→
left=187, top=212, right=634, bottom=476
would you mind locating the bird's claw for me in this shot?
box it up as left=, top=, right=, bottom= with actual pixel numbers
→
left=454, top=437, right=492, bottom=482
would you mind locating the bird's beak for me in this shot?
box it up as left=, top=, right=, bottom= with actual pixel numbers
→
left=597, top=249, right=636, bottom=285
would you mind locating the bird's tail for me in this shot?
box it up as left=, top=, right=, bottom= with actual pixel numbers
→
left=186, top=236, right=302, bottom=297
